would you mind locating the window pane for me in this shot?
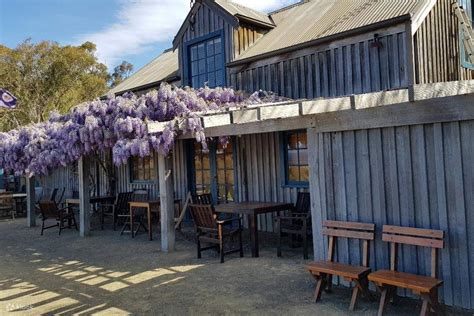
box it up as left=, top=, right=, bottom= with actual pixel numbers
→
left=138, top=160, right=144, bottom=180
left=207, top=57, right=215, bottom=72
left=217, top=153, right=225, bottom=169
left=214, top=38, right=222, bottom=53
left=298, top=132, right=308, bottom=148
left=226, top=170, right=234, bottom=185
left=225, top=153, right=233, bottom=167
left=299, top=149, right=308, bottom=165
left=202, top=154, right=210, bottom=169
left=208, top=72, right=216, bottom=87
left=287, top=150, right=299, bottom=165
left=202, top=170, right=211, bottom=185
left=199, top=74, right=207, bottom=87
left=191, top=61, right=199, bottom=75
left=207, top=40, right=214, bottom=56
left=191, top=46, right=198, bottom=60
left=216, top=70, right=224, bottom=86
left=197, top=43, right=205, bottom=59
left=288, top=166, right=300, bottom=182
left=217, top=169, right=225, bottom=183
left=192, top=76, right=199, bottom=88
left=198, top=59, right=206, bottom=74
left=215, top=54, right=223, bottom=69
left=194, top=155, right=202, bottom=169
left=300, top=166, right=309, bottom=182
left=195, top=170, right=203, bottom=184
left=287, top=133, right=298, bottom=149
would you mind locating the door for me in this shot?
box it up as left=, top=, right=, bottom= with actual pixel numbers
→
left=192, top=138, right=236, bottom=203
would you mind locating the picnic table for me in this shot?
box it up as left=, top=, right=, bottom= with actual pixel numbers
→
left=214, top=201, right=293, bottom=257
left=0, top=192, right=27, bottom=218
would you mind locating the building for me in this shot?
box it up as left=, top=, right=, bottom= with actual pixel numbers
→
left=38, top=0, right=474, bottom=309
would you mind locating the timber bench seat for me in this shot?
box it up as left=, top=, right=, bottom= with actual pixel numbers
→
left=307, top=220, right=375, bottom=311
left=368, top=225, right=444, bottom=316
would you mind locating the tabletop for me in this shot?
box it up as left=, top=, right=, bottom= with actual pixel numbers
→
left=215, top=201, right=293, bottom=215
left=129, top=200, right=161, bottom=208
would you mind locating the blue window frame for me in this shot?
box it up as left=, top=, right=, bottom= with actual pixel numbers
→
left=459, top=0, right=474, bottom=69
left=129, top=156, right=156, bottom=183
left=185, top=30, right=226, bottom=88
left=281, top=130, right=309, bottom=187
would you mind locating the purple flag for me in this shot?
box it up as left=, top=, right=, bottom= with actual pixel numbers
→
left=0, top=89, right=17, bottom=109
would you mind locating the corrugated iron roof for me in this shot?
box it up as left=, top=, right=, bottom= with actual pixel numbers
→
left=233, top=0, right=431, bottom=63
left=108, top=49, right=179, bottom=95
left=215, top=0, right=274, bottom=26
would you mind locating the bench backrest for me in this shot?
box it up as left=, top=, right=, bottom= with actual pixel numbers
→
left=323, top=220, right=375, bottom=267
left=382, top=225, right=444, bottom=277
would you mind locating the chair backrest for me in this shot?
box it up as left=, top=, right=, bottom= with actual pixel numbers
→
left=55, top=188, right=65, bottom=205
left=116, top=192, right=133, bottom=213
left=193, top=193, right=213, bottom=205
left=35, top=187, right=44, bottom=203
left=188, top=204, right=217, bottom=230
left=323, top=220, right=375, bottom=267
left=382, top=225, right=444, bottom=276
left=294, top=192, right=311, bottom=213
left=132, top=189, right=149, bottom=202
left=49, top=188, right=58, bottom=202
left=39, top=200, right=59, bottom=219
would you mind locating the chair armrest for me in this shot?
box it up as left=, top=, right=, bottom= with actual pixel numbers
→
left=217, top=216, right=243, bottom=226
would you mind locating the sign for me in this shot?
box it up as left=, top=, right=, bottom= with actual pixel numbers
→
left=0, top=89, right=17, bottom=109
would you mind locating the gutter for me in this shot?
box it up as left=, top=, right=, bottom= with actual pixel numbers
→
left=102, top=75, right=181, bottom=99
left=227, top=13, right=412, bottom=68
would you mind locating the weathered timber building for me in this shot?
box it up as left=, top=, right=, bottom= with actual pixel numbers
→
left=39, top=0, right=474, bottom=309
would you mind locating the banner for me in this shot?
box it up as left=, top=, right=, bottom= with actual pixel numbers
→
left=0, top=89, right=17, bottom=109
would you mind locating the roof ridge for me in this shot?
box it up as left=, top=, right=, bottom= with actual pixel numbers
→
left=268, top=0, right=309, bottom=16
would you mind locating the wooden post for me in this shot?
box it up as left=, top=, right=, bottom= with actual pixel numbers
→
left=26, top=176, right=36, bottom=227
left=78, top=156, right=91, bottom=237
left=158, top=153, right=175, bottom=252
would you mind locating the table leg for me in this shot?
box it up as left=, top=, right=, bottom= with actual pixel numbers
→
left=248, top=213, right=259, bottom=257
left=130, top=206, right=134, bottom=238
left=148, top=206, right=152, bottom=241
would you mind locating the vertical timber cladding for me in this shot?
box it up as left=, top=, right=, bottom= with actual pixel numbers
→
left=230, top=27, right=409, bottom=99
left=176, top=2, right=267, bottom=87
left=308, top=120, right=474, bottom=309
left=414, top=0, right=474, bottom=84
left=235, top=133, right=308, bottom=232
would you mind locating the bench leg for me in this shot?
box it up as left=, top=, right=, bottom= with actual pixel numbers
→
left=349, top=285, right=360, bottom=311
left=312, top=273, right=327, bottom=302
left=377, top=285, right=395, bottom=316
left=420, top=294, right=431, bottom=316
left=349, top=277, right=371, bottom=311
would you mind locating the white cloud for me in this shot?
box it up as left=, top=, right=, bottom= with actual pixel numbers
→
left=76, top=0, right=300, bottom=68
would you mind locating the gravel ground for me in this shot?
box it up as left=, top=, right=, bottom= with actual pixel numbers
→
left=0, top=218, right=471, bottom=315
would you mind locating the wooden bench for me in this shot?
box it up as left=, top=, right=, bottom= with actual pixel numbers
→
left=306, top=220, right=375, bottom=310
left=368, top=225, right=444, bottom=316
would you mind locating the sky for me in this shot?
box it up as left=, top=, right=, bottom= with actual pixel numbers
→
left=0, top=0, right=299, bottom=73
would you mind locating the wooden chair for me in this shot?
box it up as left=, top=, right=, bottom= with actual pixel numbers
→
left=49, top=188, right=59, bottom=202
left=193, top=193, right=213, bottom=205
left=121, top=189, right=149, bottom=236
left=38, top=200, right=78, bottom=235
left=99, top=192, right=132, bottom=230
left=274, top=192, right=311, bottom=259
left=188, top=204, right=243, bottom=263
left=306, top=220, right=375, bottom=310
left=368, top=225, right=444, bottom=316
left=55, top=187, right=65, bottom=206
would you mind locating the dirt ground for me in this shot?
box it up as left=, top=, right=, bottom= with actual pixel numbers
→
left=0, top=218, right=471, bottom=315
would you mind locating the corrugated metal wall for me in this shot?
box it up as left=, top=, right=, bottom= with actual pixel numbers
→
left=414, top=0, right=474, bottom=84
left=308, top=120, right=474, bottom=309
left=230, top=31, right=408, bottom=99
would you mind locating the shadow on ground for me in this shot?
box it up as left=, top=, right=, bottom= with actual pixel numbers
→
left=0, top=219, right=471, bottom=315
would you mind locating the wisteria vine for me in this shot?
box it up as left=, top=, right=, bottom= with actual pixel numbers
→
left=0, top=84, right=280, bottom=176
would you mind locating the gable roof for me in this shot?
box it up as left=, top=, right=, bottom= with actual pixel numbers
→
left=230, top=0, right=435, bottom=65
left=107, top=49, right=179, bottom=96
left=214, top=0, right=274, bottom=27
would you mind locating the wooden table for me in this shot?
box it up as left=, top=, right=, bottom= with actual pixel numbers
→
left=0, top=193, right=27, bottom=219
left=215, top=202, right=293, bottom=257
left=129, top=199, right=182, bottom=241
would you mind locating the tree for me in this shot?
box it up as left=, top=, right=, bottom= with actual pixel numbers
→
left=110, top=60, right=134, bottom=88
left=0, top=39, right=109, bottom=131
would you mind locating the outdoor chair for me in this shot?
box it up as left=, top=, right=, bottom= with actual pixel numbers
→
left=99, top=191, right=132, bottom=230
left=38, top=200, right=78, bottom=236
left=274, top=192, right=311, bottom=259
left=121, top=189, right=149, bottom=236
left=49, top=188, right=59, bottom=202
left=193, top=193, right=213, bottom=205
left=0, top=195, right=14, bottom=219
left=189, top=203, right=243, bottom=263
left=307, top=221, right=375, bottom=310
left=55, top=187, right=65, bottom=206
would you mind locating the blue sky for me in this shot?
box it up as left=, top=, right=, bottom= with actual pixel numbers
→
left=0, top=0, right=299, bottom=73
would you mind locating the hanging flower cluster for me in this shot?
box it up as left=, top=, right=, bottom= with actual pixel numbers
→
left=0, top=84, right=282, bottom=176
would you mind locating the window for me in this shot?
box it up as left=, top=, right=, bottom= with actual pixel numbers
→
left=130, top=156, right=156, bottom=182
left=192, top=138, right=236, bottom=203
left=188, top=32, right=225, bottom=88
left=459, top=0, right=474, bottom=69
left=283, top=130, right=309, bottom=186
